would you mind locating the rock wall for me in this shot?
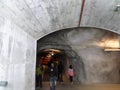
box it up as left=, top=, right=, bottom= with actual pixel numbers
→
left=37, top=27, right=120, bottom=84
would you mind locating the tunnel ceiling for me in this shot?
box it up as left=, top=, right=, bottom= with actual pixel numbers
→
left=0, top=0, right=120, bottom=39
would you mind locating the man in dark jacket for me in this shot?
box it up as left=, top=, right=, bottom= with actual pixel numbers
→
left=49, top=63, right=57, bottom=90
left=57, top=61, right=63, bottom=82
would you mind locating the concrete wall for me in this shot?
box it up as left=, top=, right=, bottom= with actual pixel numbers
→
left=1, top=0, right=120, bottom=39
left=0, top=17, right=36, bottom=90
left=81, top=0, right=120, bottom=34
left=0, top=0, right=82, bottom=39
left=37, top=27, right=120, bottom=84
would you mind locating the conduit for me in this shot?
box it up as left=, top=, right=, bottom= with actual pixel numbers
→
left=78, top=0, right=85, bottom=27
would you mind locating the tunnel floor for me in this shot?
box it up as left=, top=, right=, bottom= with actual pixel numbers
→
left=36, top=74, right=120, bottom=90
left=36, top=81, right=120, bottom=90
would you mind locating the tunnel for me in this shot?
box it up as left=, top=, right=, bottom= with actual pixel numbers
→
left=1, top=0, right=120, bottom=90
left=36, top=27, right=120, bottom=85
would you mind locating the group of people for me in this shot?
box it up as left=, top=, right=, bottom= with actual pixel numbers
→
left=36, top=60, right=74, bottom=90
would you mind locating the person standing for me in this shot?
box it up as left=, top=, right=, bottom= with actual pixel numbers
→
left=57, top=61, right=63, bottom=82
left=36, top=64, right=43, bottom=88
left=67, top=65, right=74, bottom=84
left=49, top=63, right=57, bottom=90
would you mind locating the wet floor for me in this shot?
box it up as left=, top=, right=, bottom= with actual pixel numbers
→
left=36, top=82, right=120, bottom=90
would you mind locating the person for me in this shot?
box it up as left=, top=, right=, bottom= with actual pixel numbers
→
left=47, top=57, right=54, bottom=68
left=36, top=64, right=43, bottom=88
left=67, top=65, right=74, bottom=84
left=57, top=61, right=63, bottom=82
left=49, top=63, right=57, bottom=90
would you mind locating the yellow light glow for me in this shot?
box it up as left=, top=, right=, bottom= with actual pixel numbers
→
left=105, top=39, right=119, bottom=48
left=104, top=38, right=120, bottom=51
left=104, top=48, right=120, bottom=51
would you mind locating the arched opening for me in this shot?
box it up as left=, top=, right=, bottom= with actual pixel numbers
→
left=36, top=27, right=120, bottom=89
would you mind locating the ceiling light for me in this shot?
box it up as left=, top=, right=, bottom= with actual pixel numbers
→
left=104, top=37, right=120, bottom=51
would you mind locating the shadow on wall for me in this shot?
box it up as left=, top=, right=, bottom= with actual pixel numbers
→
left=37, top=27, right=120, bottom=84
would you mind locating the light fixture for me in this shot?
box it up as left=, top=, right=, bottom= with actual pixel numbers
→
left=104, top=48, right=120, bottom=51
left=43, top=49, right=61, bottom=53
left=104, top=37, right=120, bottom=51
left=43, top=48, right=61, bottom=56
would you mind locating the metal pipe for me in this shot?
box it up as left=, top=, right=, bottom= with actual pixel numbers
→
left=78, top=0, right=85, bottom=27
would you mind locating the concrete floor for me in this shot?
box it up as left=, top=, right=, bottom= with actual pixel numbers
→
left=36, top=81, right=120, bottom=90
left=36, top=74, right=120, bottom=90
